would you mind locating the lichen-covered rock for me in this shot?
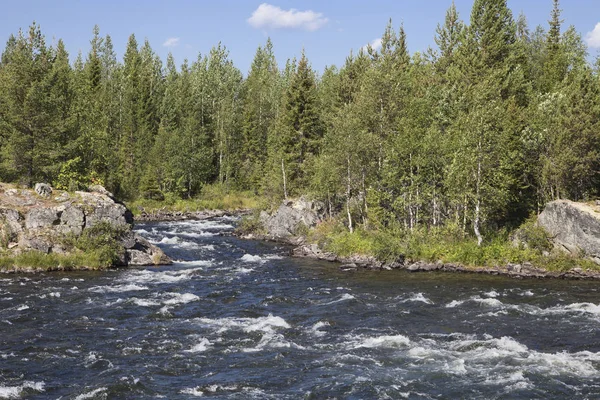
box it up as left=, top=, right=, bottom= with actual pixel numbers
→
left=19, top=235, right=53, bottom=253
left=124, top=235, right=171, bottom=266
left=538, top=200, right=600, bottom=262
left=0, top=183, right=171, bottom=269
left=25, top=207, right=62, bottom=230
left=0, top=207, right=22, bottom=242
left=58, top=205, right=85, bottom=235
left=88, top=184, right=114, bottom=199
left=260, top=197, right=324, bottom=239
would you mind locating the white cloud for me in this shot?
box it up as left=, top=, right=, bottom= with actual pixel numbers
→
left=163, top=37, right=180, bottom=47
left=586, top=23, right=600, bottom=48
left=362, top=38, right=382, bottom=52
left=247, top=3, right=328, bottom=31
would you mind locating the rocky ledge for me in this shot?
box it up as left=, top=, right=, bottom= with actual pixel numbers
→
left=0, top=183, right=171, bottom=270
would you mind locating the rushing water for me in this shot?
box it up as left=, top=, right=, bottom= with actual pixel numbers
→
left=1, top=218, right=600, bottom=399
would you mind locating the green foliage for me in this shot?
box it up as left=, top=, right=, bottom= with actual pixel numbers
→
left=128, top=184, right=260, bottom=216
left=235, top=212, right=266, bottom=236
left=0, top=250, right=113, bottom=271
left=302, top=218, right=599, bottom=271
left=75, top=222, right=127, bottom=267
left=54, top=157, right=88, bottom=191
left=512, top=217, right=553, bottom=252
left=0, top=1, right=599, bottom=256
left=59, top=221, right=127, bottom=268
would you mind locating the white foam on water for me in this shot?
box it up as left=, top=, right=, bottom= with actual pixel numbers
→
left=185, top=338, right=212, bottom=353
left=158, top=236, right=179, bottom=244
left=130, top=292, right=199, bottom=307
left=180, top=384, right=262, bottom=397
left=235, top=267, right=254, bottom=274
left=123, top=266, right=207, bottom=285
left=195, top=314, right=290, bottom=334
left=484, top=290, right=500, bottom=298
left=484, top=370, right=530, bottom=386
left=180, top=387, right=204, bottom=397
left=445, top=300, right=465, bottom=308
left=240, top=254, right=263, bottom=263
left=0, top=381, right=45, bottom=399
left=165, top=229, right=215, bottom=238
left=74, top=387, right=107, bottom=400
left=311, top=321, right=330, bottom=337
left=16, top=305, right=29, bottom=311
left=131, top=298, right=162, bottom=307
left=354, top=334, right=411, bottom=349
left=163, top=293, right=200, bottom=305
left=403, top=293, right=433, bottom=304
left=202, top=244, right=216, bottom=251
left=89, top=284, right=149, bottom=293
left=472, top=297, right=504, bottom=307
left=242, top=331, right=305, bottom=353
left=48, top=292, right=60, bottom=298
left=173, top=260, right=212, bottom=267
left=322, top=293, right=355, bottom=305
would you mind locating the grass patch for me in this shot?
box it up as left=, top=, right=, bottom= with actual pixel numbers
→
left=0, top=221, right=130, bottom=272
left=0, top=250, right=115, bottom=271
left=235, top=211, right=266, bottom=235
left=128, top=184, right=260, bottom=216
left=306, top=218, right=600, bottom=272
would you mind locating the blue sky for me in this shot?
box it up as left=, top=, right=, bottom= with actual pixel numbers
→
left=1, top=1, right=599, bottom=75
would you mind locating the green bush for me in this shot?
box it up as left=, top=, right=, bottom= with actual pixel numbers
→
left=512, top=217, right=553, bottom=252
left=236, top=213, right=265, bottom=235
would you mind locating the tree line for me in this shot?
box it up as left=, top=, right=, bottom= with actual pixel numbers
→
left=1, top=0, right=599, bottom=242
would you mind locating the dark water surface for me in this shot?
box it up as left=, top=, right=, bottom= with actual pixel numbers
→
left=1, top=218, right=600, bottom=399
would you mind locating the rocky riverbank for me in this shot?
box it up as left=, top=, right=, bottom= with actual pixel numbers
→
left=0, top=183, right=171, bottom=272
left=238, top=197, right=600, bottom=280
left=291, top=242, right=600, bottom=280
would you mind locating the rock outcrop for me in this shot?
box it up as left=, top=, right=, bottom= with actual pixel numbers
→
left=538, top=200, right=600, bottom=263
left=0, top=183, right=171, bottom=268
left=260, top=197, right=325, bottom=239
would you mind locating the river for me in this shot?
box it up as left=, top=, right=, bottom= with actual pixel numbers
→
left=1, top=217, right=600, bottom=399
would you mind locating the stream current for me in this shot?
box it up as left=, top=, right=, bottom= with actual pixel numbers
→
left=1, top=217, right=600, bottom=398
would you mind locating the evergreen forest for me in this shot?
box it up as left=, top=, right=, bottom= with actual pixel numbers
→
left=1, top=0, right=599, bottom=246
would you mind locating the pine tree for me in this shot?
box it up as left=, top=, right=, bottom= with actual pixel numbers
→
left=241, top=39, right=279, bottom=190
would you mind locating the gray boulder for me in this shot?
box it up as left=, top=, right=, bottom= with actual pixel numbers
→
left=25, top=207, right=62, bottom=230
left=58, top=205, right=85, bottom=235
left=76, top=191, right=133, bottom=229
left=34, top=183, right=52, bottom=197
left=124, top=234, right=171, bottom=266
left=538, top=200, right=600, bottom=262
left=0, top=208, right=22, bottom=242
left=0, top=184, right=171, bottom=269
left=261, top=197, right=324, bottom=239
left=88, top=184, right=114, bottom=199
